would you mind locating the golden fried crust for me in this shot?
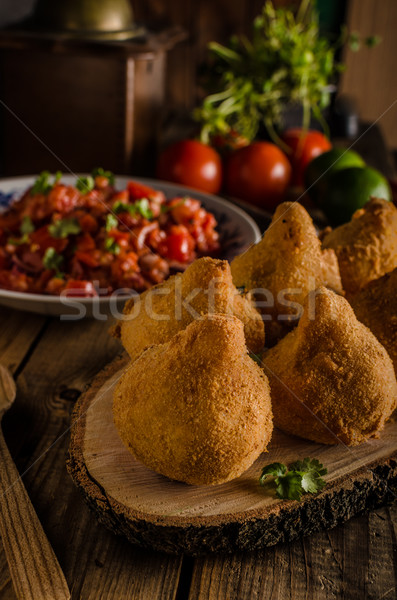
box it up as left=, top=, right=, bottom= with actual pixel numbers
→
left=322, top=198, right=397, bottom=297
left=230, top=202, right=343, bottom=345
left=112, top=257, right=265, bottom=361
left=350, top=268, right=397, bottom=372
left=113, top=315, right=273, bottom=485
left=263, top=287, right=397, bottom=446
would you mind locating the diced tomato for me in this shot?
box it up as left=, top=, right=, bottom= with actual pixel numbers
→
left=94, top=175, right=111, bottom=189
left=30, top=226, right=68, bottom=254
left=64, top=279, right=97, bottom=297
left=108, top=230, right=130, bottom=249
left=74, top=250, right=100, bottom=268
left=48, top=185, right=80, bottom=213
left=0, top=270, right=30, bottom=292
left=111, top=190, right=129, bottom=205
left=111, top=251, right=139, bottom=281
left=76, top=232, right=96, bottom=252
left=160, top=225, right=196, bottom=263
left=45, top=277, right=66, bottom=294
left=127, top=181, right=165, bottom=205
left=169, top=198, right=201, bottom=224
left=79, top=214, right=98, bottom=233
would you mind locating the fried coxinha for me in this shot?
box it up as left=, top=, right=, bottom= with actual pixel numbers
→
left=263, top=287, right=397, bottom=446
left=113, top=315, right=273, bottom=485
left=322, top=198, right=397, bottom=297
left=112, top=200, right=397, bottom=485
left=230, top=202, right=343, bottom=345
left=113, top=256, right=265, bottom=360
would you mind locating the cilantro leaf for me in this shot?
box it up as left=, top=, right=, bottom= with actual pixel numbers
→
left=105, top=214, right=119, bottom=232
left=289, top=458, right=328, bottom=495
left=20, top=216, right=34, bottom=235
left=160, top=198, right=186, bottom=214
left=91, top=167, right=115, bottom=186
left=276, top=471, right=303, bottom=501
left=259, top=457, right=327, bottom=501
left=300, top=471, right=326, bottom=495
left=134, top=199, right=153, bottom=219
left=104, top=237, right=121, bottom=255
left=112, top=198, right=153, bottom=220
left=48, top=218, right=81, bottom=239
left=43, top=247, right=64, bottom=275
left=289, top=457, right=328, bottom=478
left=259, top=462, right=287, bottom=486
left=7, top=216, right=35, bottom=245
left=31, top=171, right=62, bottom=195
left=76, top=176, right=94, bottom=193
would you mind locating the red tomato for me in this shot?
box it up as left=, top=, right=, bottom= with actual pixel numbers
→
left=160, top=225, right=196, bottom=263
left=281, top=128, right=332, bottom=187
left=156, top=140, right=222, bottom=195
left=127, top=181, right=165, bottom=205
left=225, top=142, right=291, bottom=210
left=64, top=280, right=97, bottom=297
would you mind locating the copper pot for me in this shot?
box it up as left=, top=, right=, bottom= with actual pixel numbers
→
left=33, top=0, right=144, bottom=40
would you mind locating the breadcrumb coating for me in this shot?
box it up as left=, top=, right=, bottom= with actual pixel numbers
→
left=350, top=268, right=397, bottom=373
left=322, top=198, right=397, bottom=297
left=263, top=287, right=397, bottom=446
left=113, top=315, right=273, bottom=485
left=112, top=257, right=265, bottom=361
left=231, top=202, right=343, bottom=345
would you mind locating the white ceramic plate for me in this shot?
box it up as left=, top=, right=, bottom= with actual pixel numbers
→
left=0, top=175, right=260, bottom=318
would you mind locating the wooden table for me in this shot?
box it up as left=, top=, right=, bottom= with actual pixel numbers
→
left=0, top=307, right=395, bottom=600
left=0, top=120, right=396, bottom=599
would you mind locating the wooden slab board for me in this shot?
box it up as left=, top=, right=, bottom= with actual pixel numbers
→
left=67, top=355, right=397, bottom=555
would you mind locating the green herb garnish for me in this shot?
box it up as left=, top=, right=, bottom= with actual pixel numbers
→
left=20, top=216, right=34, bottom=235
left=113, top=198, right=153, bottom=220
left=105, top=214, right=119, bottom=232
left=76, top=176, right=94, bottom=193
left=104, top=237, right=121, bottom=255
left=91, top=167, right=115, bottom=186
left=31, top=171, right=62, bottom=195
left=7, top=216, right=35, bottom=245
left=160, top=198, right=187, bottom=214
left=48, top=218, right=81, bottom=239
left=259, top=458, right=327, bottom=501
left=194, top=1, right=380, bottom=145
left=43, top=247, right=64, bottom=276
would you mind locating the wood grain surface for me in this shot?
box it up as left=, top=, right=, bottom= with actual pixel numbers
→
left=0, top=306, right=395, bottom=598
left=67, top=356, right=397, bottom=555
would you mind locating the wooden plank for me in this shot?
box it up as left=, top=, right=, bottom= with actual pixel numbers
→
left=0, top=308, right=46, bottom=374
left=188, top=506, right=397, bottom=600
left=0, top=317, right=182, bottom=599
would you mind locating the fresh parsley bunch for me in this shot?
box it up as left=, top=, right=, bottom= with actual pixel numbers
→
left=259, top=457, right=327, bottom=501
left=195, top=0, right=378, bottom=146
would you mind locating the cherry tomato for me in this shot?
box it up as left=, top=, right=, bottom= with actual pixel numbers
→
left=225, top=142, right=291, bottom=210
left=281, top=128, right=332, bottom=187
left=156, top=140, right=222, bottom=194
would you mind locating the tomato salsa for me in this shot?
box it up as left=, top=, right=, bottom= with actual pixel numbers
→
left=0, top=170, right=220, bottom=297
